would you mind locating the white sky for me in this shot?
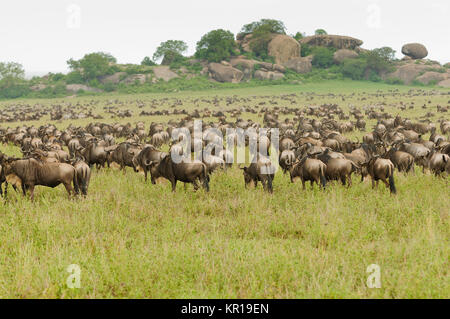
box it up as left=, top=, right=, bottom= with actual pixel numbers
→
left=0, top=0, right=448, bottom=77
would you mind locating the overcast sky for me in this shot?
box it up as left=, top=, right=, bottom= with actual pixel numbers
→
left=1, top=0, right=448, bottom=77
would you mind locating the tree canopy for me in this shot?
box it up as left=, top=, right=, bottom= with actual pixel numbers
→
left=240, top=19, right=286, bottom=35
left=314, top=29, right=328, bottom=35
left=152, top=40, right=188, bottom=65
left=67, top=52, right=117, bottom=81
left=195, top=29, right=237, bottom=62
left=141, top=56, right=156, bottom=66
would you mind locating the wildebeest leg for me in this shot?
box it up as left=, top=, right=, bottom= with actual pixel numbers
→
left=340, top=176, right=346, bottom=186
left=22, top=183, right=27, bottom=196
left=371, top=178, right=375, bottom=189
left=144, top=168, right=148, bottom=182
left=63, top=182, right=74, bottom=199
left=171, top=179, right=177, bottom=192
left=347, top=174, right=352, bottom=187
left=29, top=184, right=35, bottom=201
left=74, top=179, right=80, bottom=195
left=261, top=179, right=267, bottom=191
left=381, top=177, right=389, bottom=189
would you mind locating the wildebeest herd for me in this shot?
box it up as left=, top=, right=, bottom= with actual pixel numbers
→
left=0, top=93, right=449, bottom=200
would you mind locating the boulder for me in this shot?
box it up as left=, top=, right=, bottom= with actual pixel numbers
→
left=333, top=49, right=359, bottom=63
left=254, top=70, right=284, bottom=80
left=122, top=74, right=147, bottom=85
left=300, top=35, right=363, bottom=50
left=99, top=72, right=127, bottom=84
left=66, top=84, right=102, bottom=93
left=283, top=57, right=312, bottom=74
left=230, top=58, right=257, bottom=70
left=208, top=63, right=244, bottom=83
left=267, top=34, right=301, bottom=65
left=237, top=33, right=254, bottom=53
left=437, top=79, right=450, bottom=87
left=415, top=71, right=448, bottom=85
left=385, top=62, right=440, bottom=84
left=402, top=43, right=428, bottom=59
left=30, top=84, right=47, bottom=91
left=153, top=66, right=179, bottom=81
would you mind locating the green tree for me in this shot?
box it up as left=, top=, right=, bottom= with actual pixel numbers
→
left=311, top=47, right=334, bottom=68
left=293, top=32, right=305, bottom=41
left=195, top=29, right=237, bottom=62
left=0, top=62, right=25, bottom=80
left=371, top=47, right=396, bottom=62
left=152, top=40, right=188, bottom=64
left=67, top=52, right=117, bottom=81
left=240, top=19, right=286, bottom=61
left=341, top=59, right=366, bottom=80
left=363, top=48, right=395, bottom=74
left=0, top=62, right=28, bottom=98
left=240, top=19, right=286, bottom=35
left=141, top=56, right=156, bottom=66
left=315, top=29, right=327, bottom=35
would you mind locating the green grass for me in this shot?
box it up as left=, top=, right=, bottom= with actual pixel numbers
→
left=0, top=80, right=448, bottom=298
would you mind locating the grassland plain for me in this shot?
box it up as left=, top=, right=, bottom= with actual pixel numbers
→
left=0, top=80, right=448, bottom=298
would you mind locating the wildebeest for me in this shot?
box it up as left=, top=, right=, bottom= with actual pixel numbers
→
left=72, top=158, right=91, bottom=196
left=148, top=155, right=209, bottom=192
left=2, top=158, right=76, bottom=200
left=426, top=150, right=449, bottom=176
left=317, top=151, right=359, bottom=186
left=361, top=157, right=396, bottom=194
left=383, top=147, right=414, bottom=174
left=109, top=142, right=141, bottom=173
left=240, top=155, right=275, bottom=193
left=289, top=156, right=327, bottom=190
left=132, top=146, right=168, bottom=182
left=279, top=149, right=295, bottom=174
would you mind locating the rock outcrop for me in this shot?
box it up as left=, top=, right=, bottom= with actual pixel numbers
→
left=267, top=34, right=301, bottom=65
left=299, top=35, right=363, bottom=50
left=333, top=49, right=359, bottom=63
left=254, top=70, right=284, bottom=80
left=415, top=71, right=448, bottom=85
left=66, top=84, right=102, bottom=93
left=283, top=57, right=312, bottom=73
left=208, top=63, right=244, bottom=83
left=385, top=61, right=442, bottom=84
left=99, top=72, right=127, bottom=84
left=152, top=66, right=179, bottom=81
left=401, top=43, right=428, bottom=59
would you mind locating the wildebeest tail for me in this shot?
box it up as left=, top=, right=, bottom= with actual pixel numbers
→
left=73, top=169, right=79, bottom=195
left=407, top=157, right=414, bottom=173
left=387, top=165, right=396, bottom=194
left=320, top=165, right=327, bottom=189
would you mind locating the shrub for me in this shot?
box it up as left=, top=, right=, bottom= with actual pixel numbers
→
left=141, top=57, right=156, bottom=66
left=340, top=58, right=367, bottom=80
left=385, top=77, right=404, bottom=85
left=311, top=47, right=335, bottom=68
left=293, top=32, right=304, bottom=41
left=301, top=44, right=312, bottom=57
left=65, top=71, right=84, bottom=84
left=314, top=29, right=327, bottom=35
left=342, top=61, right=364, bottom=79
